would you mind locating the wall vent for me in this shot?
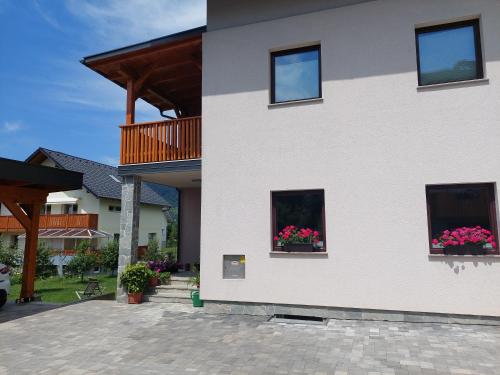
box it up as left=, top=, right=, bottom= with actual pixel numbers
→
left=269, top=314, right=328, bottom=325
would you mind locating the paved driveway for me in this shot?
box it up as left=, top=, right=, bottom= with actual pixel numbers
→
left=0, top=301, right=499, bottom=375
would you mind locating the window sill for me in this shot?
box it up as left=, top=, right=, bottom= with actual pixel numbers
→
left=428, top=254, right=500, bottom=258
left=268, top=97, right=323, bottom=108
left=417, top=78, right=489, bottom=91
left=270, top=251, right=328, bottom=256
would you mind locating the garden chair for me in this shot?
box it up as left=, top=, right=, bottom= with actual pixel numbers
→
left=75, top=278, right=104, bottom=300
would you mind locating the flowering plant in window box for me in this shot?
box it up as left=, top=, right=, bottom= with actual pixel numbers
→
left=432, top=226, right=496, bottom=255
left=274, top=225, right=321, bottom=252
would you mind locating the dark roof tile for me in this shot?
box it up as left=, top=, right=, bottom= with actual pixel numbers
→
left=27, top=148, right=174, bottom=207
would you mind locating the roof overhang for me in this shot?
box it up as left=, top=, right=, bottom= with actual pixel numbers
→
left=81, top=26, right=206, bottom=117
left=0, top=157, right=83, bottom=193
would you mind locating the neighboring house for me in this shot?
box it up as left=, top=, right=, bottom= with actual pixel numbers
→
left=82, top=0, right=500, bottom=320
left=0, top=148, right=172, bottom=274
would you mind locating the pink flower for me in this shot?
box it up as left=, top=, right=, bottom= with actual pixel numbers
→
left=432, top=239, right=439, bottom=245
left=274, top=236, right=279, bottom=241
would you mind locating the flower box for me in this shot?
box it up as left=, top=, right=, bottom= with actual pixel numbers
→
left=284, top=243, right=314, bottom=253
left=443, top=244, right=488, bottom=256
left=433, top=226, right=496, bottom=255
left=274, top=225, right=321, bottom=252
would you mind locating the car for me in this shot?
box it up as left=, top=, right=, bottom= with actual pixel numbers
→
left=0, top=263, right=11, bottom=307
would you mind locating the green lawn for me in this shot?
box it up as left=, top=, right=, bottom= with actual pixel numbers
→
left=8, top=274, right=117, bottom=304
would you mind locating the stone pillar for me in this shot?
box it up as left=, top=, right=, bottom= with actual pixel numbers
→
left=117, top=175, right=141, bottom=303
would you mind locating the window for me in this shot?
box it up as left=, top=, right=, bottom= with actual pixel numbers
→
left=272, top=190, right=326, bottom=252
left=113, top=233, right=120, bottom=243
left=271, top=45, right=321, bottom=104
left=109, top=205, right=121, bottom=212
left=148, top=233, right=157, bottom=241
left=426, top=183, right=498, bottom=255
left=40, top=204, right=51, bottom=215
left=416, top=19, right=483, bottom=86
left=64, top=204, right=78, bottom=214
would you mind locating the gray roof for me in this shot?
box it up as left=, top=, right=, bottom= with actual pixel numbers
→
left=26, top=148, right=172, bottom=207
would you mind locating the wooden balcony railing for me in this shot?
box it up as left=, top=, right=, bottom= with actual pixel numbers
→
left=120, top=116, right=201, bottom=164
left=0, top=214, right=98, bottom=232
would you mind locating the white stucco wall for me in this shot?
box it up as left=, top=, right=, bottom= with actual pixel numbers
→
left=136, top=203, right=168, bottom=247
left=201, top=0, right=500, bottom=316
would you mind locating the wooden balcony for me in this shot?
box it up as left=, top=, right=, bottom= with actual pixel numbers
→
left=120, top=116, right=201, bottom=165
left=0, top=214, right=98, bottom=232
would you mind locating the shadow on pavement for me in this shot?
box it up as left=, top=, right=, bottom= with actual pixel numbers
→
left=0, top=302, right=62, bottom=323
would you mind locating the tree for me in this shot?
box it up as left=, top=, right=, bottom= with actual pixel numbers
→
left=0, top=239, right=21, bottom=268
left=65, top=240, right=97, bottom=282
left=166, top=222, right=178, bottom=248
left=101, top=240, right=119, bottom=276
left=36, top=242, right=54, bottom=279
left=144, top=238, right=160, bottom=261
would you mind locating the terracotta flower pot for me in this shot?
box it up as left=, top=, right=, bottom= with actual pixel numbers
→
left=128, top=292, right=143, bottom=304
left=148, top=276, right=159, bottom=287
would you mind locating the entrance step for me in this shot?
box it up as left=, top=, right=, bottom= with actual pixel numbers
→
left=143, top=294, right=192, bottom=304
left=156, top=285, right=198, bottom=291
left=144, top=274, right=197, bottom=304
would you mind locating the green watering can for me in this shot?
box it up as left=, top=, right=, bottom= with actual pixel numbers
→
left=191, top=290, right=204, bottom=307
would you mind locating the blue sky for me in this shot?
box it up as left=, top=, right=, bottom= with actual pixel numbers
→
left=418, top=25, right=476, bottom=73
left=0, top=0, right=206, bottom=165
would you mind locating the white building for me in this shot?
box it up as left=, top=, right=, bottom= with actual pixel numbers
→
left=0, top=148, right=172, bottom=274
left=82, top=0, right=500, bottom=322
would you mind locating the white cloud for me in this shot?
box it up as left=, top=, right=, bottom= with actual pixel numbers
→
left=33, top=0, right=62, bottom=30
left=65, top=0, right=206, bottom=48
left=2, top=121, right=22, bottom=132
left=30, top=1, right=206, bottom=121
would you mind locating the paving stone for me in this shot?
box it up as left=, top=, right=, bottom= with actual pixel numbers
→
left=0, top=300, right=500, bottom=374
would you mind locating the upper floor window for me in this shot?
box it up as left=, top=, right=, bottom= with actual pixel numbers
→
left=426, top=183, right=498, bottom=255
left=64, top=204, right=78, bottom=214
left=271, top=45, right=321, bottom=104
left=416, top=19, right=483, bottom=86
left=40, top=204, right=51, bottom=215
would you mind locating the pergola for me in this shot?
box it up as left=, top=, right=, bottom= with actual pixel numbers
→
left=0, top=157, right=82, bottom=302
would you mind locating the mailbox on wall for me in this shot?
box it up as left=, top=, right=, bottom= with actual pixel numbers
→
left=223, top=255, right=245, bottom=279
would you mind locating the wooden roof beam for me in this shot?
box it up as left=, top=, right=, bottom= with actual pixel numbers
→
left=0, top=186, right=50, bottom=204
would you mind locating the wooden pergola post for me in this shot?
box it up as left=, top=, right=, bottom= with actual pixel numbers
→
left=0, top=157, right=83, bottom=302
left=20, top=203, right=42, bottom=300
left=2, top=195, right=46, bottom=301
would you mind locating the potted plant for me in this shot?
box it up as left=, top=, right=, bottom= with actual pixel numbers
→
left=148, top=270, right=160, bottom=287
left=147, top=259, right=181, bottom=274
left=432, top=226, right=496, bottom=255
left=190, top=266, right=200, bottom=288
left=119, top=263, right=151, bottom=304
left=159, top=271, right=171, bottom=285
left=274, top=226, right=320, bottom=252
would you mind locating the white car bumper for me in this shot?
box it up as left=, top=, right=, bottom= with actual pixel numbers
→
left=0, top=278, right=11, bottom=295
